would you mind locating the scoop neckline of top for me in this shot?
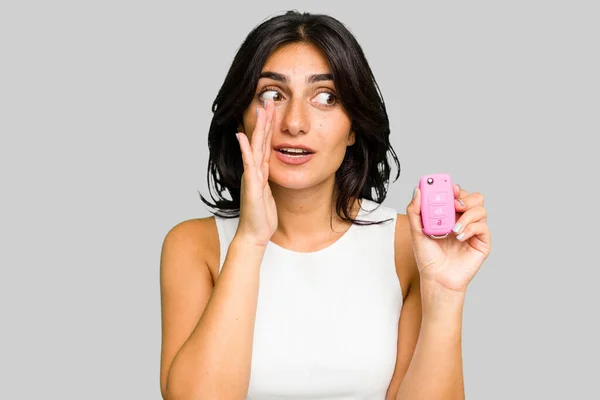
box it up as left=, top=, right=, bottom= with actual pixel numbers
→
left=266, top=198, right=374, bottom=256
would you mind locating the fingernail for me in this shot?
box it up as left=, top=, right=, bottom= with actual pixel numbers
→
left=256, top=107, right=258, bottom=116
left=263, top=99, right=267, bottom=108
left=452, top=222, right=463, bottom=233
left=457, top=232, right=465, bottom=241
left=235, top=133, right=239, bottom=141
left=412, top=186, right=418, bottom=199
left=457, top=199, right=465, bottom=207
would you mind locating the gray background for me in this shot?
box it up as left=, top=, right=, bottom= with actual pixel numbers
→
left=1, top=0, right=598, bottom=398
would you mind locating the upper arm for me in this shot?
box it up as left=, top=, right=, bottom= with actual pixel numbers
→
left=159, top=218, right=218, bottom=398
left=386, top=214, right=422, bottom=400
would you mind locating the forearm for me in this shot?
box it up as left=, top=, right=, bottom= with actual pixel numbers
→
left=166, top=235, right=265, bottom=399
left=397, top=284, right=466, bottom=400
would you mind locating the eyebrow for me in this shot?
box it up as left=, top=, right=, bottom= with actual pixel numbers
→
left=259, top=71, right=334, bottom=84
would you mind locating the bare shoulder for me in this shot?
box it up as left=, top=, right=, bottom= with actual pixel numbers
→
left=161, top=216, right=221, bottom=283
left=394, top=214, right=419, bottom=301
left=159, top=216, right=220, bottom=397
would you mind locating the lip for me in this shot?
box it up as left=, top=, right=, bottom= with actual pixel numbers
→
left=275, top=150, right=314, bottom=165
left=273, top=143, right=316, bottom=153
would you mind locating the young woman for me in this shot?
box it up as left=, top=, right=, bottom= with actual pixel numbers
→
left=159, top=10, right=491, bottom=400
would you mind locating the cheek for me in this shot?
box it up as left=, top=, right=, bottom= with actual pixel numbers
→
left=315, top=135, right=351, bottom=167
left=316, top=121, right=352, bottom=149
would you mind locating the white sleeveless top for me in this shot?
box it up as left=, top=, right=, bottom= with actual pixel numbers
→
left=214, top=199, right=404, bottom=400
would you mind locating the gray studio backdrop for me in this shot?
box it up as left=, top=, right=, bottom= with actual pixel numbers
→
left=1, top=0, right=598, bottom=399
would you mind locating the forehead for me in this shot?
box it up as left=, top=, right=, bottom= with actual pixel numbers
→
left=262, top=43, right=331, bottom=76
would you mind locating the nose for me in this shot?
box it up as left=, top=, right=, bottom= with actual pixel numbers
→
left=279, top=97, right=310, bottom=136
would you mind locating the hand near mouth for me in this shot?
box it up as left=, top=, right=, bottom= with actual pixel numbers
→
left=235, top=99, right=278, bottom=247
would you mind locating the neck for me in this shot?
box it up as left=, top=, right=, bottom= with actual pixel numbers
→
left=269, top=177, right=360, bottom=245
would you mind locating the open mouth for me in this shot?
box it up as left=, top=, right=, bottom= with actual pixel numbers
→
left=274, top=146, right=315, bottom=165
left=277, top=148, right=314, bottom=157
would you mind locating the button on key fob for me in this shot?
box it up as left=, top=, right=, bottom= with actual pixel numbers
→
left=419, top=173, right=456, bottom=239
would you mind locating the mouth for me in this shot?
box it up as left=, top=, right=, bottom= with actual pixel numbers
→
left=273, top=144, right=315, bottom=165
left=273, top=143, right=315, bottom=156
left=276, top=147, right=314, bottom=156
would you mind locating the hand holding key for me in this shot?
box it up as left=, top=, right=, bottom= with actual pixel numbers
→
left=406, top=173, right=492, bottom=295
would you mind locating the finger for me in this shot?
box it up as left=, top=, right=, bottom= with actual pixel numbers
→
left=263, top=110, right=274, bottom=179
left=453, top=183, right=467, bottom=197
left=455, top=221, right=492, bottom=250
left=263, top=99, right=274, bottom=162
left=263, top=99, right=273, bottom=153
left=454, top=183, right=469, bottom=200
left=237, top=132, right=256, bottom=174
left=264, top=122, right=273, bottom=164
left=453, top=183, right=468, bottom=211
left=455, top=191, right=485, bottom=212
left=451, top=206, right=487, bottom=235
left=406, top=186, right=425, bottom=237
left=454, top=183, right=461, bottom=198
left=252, top=106, right=266, bottom=167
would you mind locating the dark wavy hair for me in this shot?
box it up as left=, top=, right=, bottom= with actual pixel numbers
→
left=200, top=10, right=400, bottom=223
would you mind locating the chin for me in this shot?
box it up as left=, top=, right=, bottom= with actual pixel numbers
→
left=268, top=168, right=329, bottom=191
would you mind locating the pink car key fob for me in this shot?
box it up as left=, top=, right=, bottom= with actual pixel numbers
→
left=419, top=173, right=456, bottom=239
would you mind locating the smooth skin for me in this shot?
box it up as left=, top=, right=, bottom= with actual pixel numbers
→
left=159, top=42, right=491, bottom=399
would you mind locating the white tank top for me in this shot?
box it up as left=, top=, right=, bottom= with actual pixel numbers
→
left=214, top=199, right=404, bottom=399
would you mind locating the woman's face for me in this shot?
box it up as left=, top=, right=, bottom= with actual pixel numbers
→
left=240, top=42, right=355, bottom=190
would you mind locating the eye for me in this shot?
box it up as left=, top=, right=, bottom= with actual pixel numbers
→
left=259, top=89, right=284, bottom=102
left=313, top=91, right=337, bottom=106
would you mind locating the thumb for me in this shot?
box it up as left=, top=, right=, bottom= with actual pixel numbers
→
left=406, top=186, right=425, bottom=238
